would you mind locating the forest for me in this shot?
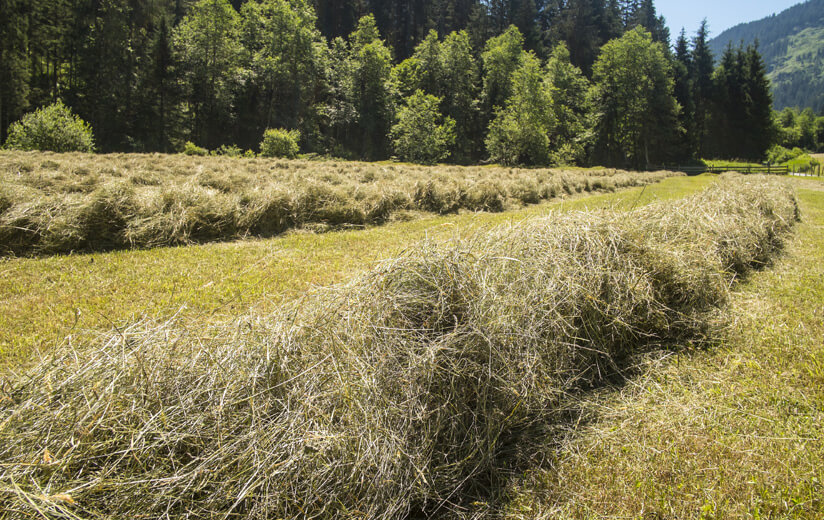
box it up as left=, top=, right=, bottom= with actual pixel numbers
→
left=0, top=0, right=800, bottom=167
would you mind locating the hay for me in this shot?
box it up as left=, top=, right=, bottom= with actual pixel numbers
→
left=0, top=151, right=680, bottom=256
left=0, top=175, right=798, bottom=519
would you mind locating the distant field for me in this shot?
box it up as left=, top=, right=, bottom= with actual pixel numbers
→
left=0, top=152, right=678, bottom=256
left=0, top=174, right=711, bottom=369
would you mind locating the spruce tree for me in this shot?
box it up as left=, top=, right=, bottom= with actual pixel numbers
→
left=691, top=19, right=714, bottom=157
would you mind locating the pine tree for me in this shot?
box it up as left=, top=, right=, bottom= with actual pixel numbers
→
left=672, top=28, right=694, bottom=159
left=691, top=19, right=714, bottom=158
left=590, top=26, right=680, bottom=168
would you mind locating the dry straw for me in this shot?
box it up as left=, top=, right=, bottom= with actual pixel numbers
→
left=0, top=174, right=799, bottom=519
left=0, top=151, right=680, bottom=256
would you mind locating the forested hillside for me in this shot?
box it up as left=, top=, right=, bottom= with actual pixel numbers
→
left=0, top=0, right=775, bottom=165
left=708, top=0, right=824, bottom=111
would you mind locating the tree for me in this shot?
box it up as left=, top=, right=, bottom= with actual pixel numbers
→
left=175, top=0, right=242, bottom=148
left=672, top=28, right=694, bottom=160
left=545, top=43, right=592, bottom=163
left=708, top=42, right=774, bottom=160
left=0, top=0, right=30, bottom=143
left=347, top=15, right=395, bottom=159
left=691, top=19, right=714, bottom=157
left=391, top=90, right=455, bottom=164
left=440, top=30, right=479, bottom=163
left=486, top=52, right=553, bottom=165
left=590, top=26, right=680, bottom=168
left=239, top=0, right=326, bottom=149
left=481, top=25, right=525, bottom=121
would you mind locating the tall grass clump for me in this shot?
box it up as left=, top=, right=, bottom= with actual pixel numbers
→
left=0, top=175, right=799, bottom=519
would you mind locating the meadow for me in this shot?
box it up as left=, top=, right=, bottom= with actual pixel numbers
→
left=0, top=151, right=677, bottom=256
left=2, top=171, right=815, bottom=519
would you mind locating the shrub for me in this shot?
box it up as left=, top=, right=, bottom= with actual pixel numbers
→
left=3, top=101, right=95, bottom=153
left=182, top=141, right=208, bottom=156
left=212, top=144, right=243, bottom=157
left=260, top=128, right=300, bottom=158
left=766, top=145, right=804, bottom=164
left=390, top=90, right=456, bottom=165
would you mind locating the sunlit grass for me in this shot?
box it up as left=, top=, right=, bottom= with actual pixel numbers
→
left=0, top=174, right=715, bottom=369
left=507, top=180, right=824, bottom=517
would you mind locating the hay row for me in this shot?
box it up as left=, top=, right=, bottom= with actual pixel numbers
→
left=0, top=174, right=799, bottom=519
left=0, top=151, right=680, bottom=255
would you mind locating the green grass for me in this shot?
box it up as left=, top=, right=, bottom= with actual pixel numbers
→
left=0, top=174, right=715, bottom=369
left=505, top=179, right=824, bottom=518
left=702, top=159, right=764, bottom=169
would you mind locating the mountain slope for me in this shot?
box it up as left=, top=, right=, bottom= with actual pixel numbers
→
left=709, top=0, right=824, bottom=111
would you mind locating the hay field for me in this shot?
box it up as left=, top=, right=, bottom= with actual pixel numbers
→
left=0, top=151, right=679, bottom=256
left=0, top=175, right=800, bottom=519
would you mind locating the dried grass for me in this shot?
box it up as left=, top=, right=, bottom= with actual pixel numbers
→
left=0, top=151, right=680, bottom=256
left=0, top=174, right=798, bottom=519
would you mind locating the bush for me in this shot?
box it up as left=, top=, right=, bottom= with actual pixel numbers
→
left=3, top=101, right=95, bottom=153
left=260, top=128, right=300, bottom=158
left=390, top=90, right=456, bottom=165
left=766, top=145, right=805, bottom=164
left=182, top=141, right=208, bottom=156
left=212, top=144, right=243, bottom=157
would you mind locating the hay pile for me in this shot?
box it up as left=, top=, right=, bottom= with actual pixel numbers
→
left=0, top=151, right=680, bottom=256
left=0, top=175, right=798, bottom=519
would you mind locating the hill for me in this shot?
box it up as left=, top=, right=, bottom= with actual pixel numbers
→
left=708, top=0, right=824, bottom=111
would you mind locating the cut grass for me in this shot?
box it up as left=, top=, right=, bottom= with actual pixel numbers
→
left=506, top=181, right=824, bottom=518
left=0, top=151, right=678, bottom=256
left=0, top=175, right=797, bottom=519
left=0, top=174, right=715, bottom=369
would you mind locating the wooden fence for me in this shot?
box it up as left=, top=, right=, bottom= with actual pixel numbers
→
left=649, top=165, right=791, bottom=176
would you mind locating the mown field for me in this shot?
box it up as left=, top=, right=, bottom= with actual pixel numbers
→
left=0, top=160, right=692, bottom=368
left=0, top=152, right=677, bottom=256
left=1, top=162, right=821, bottom=518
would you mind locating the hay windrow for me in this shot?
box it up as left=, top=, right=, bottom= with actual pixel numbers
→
left=0, top=151, right=681, bottom=256
left=0, top=175, right=799, bottom=519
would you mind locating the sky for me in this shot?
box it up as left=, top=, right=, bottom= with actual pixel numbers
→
left=655, top=0, right=805, bottom=39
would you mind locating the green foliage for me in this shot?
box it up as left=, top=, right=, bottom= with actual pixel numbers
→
left=183, top=141, right=209, bottom=156
left=590, top=27, right=680, bottom=169
left=212, top=144, right=243, bottom=157
left=544, top=43, right=592, bottom=164
left=391, top=91, right=455, bottom=164
left=774, top=107, right=822, bottom=151
left=707, top=43, right=775, bottom=161
left=708, top=0, right=824, bottom=112
left=346, top=16, right=395, bottom=160
left=174, top=0, right=241, bottom=148
left=260, top=128, right=301, bottom=158
left=4, top=101, right=95, bottom=152
left=239, top=0, right=325, bottom=146
left=766, top=145, right=805, bottom=164
left=481, top=26, right=526, bottom=116
left=486, top=53, right=553, bottom=166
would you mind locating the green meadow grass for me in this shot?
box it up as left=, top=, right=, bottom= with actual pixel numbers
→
left=0, top=174, right=715, bottom=369
left=506, top=179, right=824, bottom=518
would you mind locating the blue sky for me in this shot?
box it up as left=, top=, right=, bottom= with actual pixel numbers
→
left=655, top=0, right=804, bottom=39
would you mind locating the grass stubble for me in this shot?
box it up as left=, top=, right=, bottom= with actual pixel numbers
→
left=0, top=174, right=800, bottom=519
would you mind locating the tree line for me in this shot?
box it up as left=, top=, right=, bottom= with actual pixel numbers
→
left=0, top=0, right=780, bottom=167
